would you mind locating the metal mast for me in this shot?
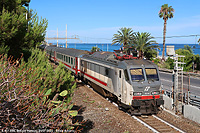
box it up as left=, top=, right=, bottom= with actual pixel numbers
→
left=173, top=54, right=185, bottom=114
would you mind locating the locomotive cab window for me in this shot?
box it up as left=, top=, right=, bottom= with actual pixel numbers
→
left=145, top=68, right=159, bottom=81
left=124, top=69, right=129, bottom=81
left=130, top=68, right=144, bottom=82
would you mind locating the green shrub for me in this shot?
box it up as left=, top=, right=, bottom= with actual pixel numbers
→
left=165, top=57, right=175, bottom=69
left=0, top=45, right=10, bottom=55
left=0, top=49, right=80, bottom=130
left=176, top=49, right=193, bottom=71
left=91, top=46, right=100, bottom=52
left=152, top=58, right=160, bottom=65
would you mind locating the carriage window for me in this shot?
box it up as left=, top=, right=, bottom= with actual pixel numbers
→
left=81, top=61, right=84, bottom=66
left=68, top=57, right=70, bottom=63
left=71, top=58, right=73, bottom=65
left=130, top=68, right=144, bottom=82
left=100, top=66, right=105, bottom=75
left=87, top=62, right=90, bottom=69
left=91, top=63, right=94, bottom=71
left=96, top=65, right=100, bottom=73
left=119, top=70, right=121, bottom=78
left=105, top=68, right=109, bottom=76
left=145, top=68, right=159, bottom=81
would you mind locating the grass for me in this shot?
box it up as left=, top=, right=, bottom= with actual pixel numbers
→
left=83, top=99, right=95, bottom=103
left=98, top=105, right=102, bottom=108
left=103, top=120, right=111, bottom=123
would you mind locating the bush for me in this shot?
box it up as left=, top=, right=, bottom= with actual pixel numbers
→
left=24, top=48, right=76, bottom=101
left=0, top=49, right=81, bottom=130
left=0, top=45, right=10, bottom=55
left=91, top=46, right=100, bottom=52
left=152, top=58, right=160, bottom=65
left=176, top=49, right=193, bottom=71
left=165, top=57, right=174, bottom=69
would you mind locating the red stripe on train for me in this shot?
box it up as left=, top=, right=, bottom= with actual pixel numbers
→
left=133, top=95, right=160, bottom=100
left=64, top=63, right=71, bottom=68
left=81, top=71, right=107, bottom=86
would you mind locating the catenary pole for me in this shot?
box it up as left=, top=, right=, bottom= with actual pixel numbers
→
left=65, top=24, right=67, bottom=48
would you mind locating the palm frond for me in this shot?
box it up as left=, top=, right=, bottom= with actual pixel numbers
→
left=112, top=27, right=134, bottom=46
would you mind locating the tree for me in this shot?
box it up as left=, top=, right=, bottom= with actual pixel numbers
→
left=91, top=46, right=100, bottom=52
left=176, top=49, right=193, bottom=71
left=194, top=54, right=200, bottom=70
left=0, top=0, right=47, bottom=58
left=159, top=4, right=174, bottom=61
left=182, top=45, right=193, bottom=54
left=0, top=0, right=30, bottom=12
left=198, top=38, right=200, bottom=45
left=112, top=27, right=134, bottom=48
left=131, top=32, right=159, bottom=59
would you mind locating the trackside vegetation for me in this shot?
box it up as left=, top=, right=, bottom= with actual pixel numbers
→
left=156, top=45, right=200, bottom=72
left=0, top=49, right=83, bottom=131
left=0, top=0, right=84, bottom=131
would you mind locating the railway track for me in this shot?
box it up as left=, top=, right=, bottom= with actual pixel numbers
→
left=82, top=80, right=186, bottom=133
left=131, top=114, right=185, bottom=133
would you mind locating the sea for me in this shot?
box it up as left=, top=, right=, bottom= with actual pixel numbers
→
left=54, top=43, right=200, bottom=56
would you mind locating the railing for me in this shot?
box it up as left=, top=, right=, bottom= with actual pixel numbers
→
left=184, top=93, right=200, bottom=109
left=162, top=84, right=200, bottom=109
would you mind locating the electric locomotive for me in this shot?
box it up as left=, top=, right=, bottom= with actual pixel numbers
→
left=44, top=46, right=164, bottom=115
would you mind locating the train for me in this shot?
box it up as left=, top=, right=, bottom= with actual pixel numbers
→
left=44, top=45, right=164, bottom=115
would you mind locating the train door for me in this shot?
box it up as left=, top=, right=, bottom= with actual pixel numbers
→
left=54, top=51, right=56, bottom=62
left=75, top=57, right=78, bottom=75
left=83, top=61, right=87, bottom=73
left=118, top=69, right=123, bottom=99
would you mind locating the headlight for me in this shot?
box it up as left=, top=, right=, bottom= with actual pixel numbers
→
left=133, top=92, right=142, bottom=96
left=151, top=91, right=160, bottom=95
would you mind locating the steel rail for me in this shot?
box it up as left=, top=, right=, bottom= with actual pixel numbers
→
left=152, top=115, right=185, bottom=133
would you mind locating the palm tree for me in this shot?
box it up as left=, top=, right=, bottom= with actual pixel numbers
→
left=159, top=4, right=174, bottom=61
left=131, top=32, right=159, bottom=59
left=91, top=46, right=100, bottom=52
left=112, top=27, right=134, bottom=49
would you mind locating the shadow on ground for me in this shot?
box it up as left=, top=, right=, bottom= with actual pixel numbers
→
left=72, top=105, right=94, bottom=132
left=73, top=81, right=95, bottom=132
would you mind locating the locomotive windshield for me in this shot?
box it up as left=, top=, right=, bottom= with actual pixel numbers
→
left=130, top=68, right=145, bottom=82
left=145, top=68, right=159, bottom=81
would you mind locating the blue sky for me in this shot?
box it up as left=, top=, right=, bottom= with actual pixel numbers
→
left=30, top=0, right=200, bottom=44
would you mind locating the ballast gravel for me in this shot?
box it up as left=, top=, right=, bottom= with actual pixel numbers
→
left=71, top=81, right=200, bottom=133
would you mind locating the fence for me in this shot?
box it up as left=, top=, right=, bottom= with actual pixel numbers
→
left=163, top=85, right=200, bottom=109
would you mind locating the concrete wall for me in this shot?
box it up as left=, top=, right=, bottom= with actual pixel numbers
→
left=183, top=105, right=200, bottom=124
left=163, top=95, right=200, bottom=124
left=163, top=95, right=173, bottom=110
